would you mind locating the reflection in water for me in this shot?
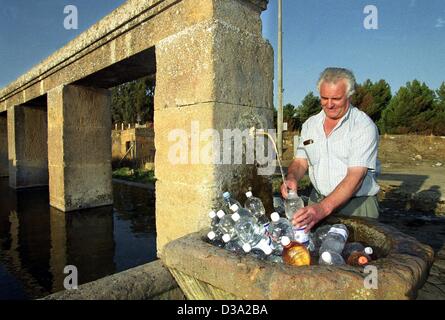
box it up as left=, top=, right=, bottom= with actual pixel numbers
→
left=0, top=178, right=157, bottom=300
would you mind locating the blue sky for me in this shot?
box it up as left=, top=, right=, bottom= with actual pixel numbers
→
left=1, top=0, right=444, bottom=107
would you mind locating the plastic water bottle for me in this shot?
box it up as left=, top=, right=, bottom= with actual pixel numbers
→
left=272, top=193, right=285, bottom=216
left=343, top=244, right=374, bottom=267
left=318, top=224, right=349, bottom=256
left=268, top=212, right=295, bottom=254
left=216, top=210, right=239, bottom=243
left=222, top=191, right=242, bottom=214
left=284, top=190, right=304, bottom=220
left=244, top=191, right=266, bottom=219
left=207, top=210, right=220, bottom=240
left=281, top=236, right=311, bottom=266
left=312, top=224, right=332, bottom=251
left=234, top=215, right=273, bottom=255
left=229, top=203, right=253, bottom=219
left=319, top=251, right=345, bottom=266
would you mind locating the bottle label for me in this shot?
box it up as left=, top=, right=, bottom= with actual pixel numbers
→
left=328, top=227, right=348, bottom=240
left=293, top=226, right=309, bottom=245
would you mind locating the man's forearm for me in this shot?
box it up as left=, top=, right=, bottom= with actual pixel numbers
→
left=319, top=168, right=367, bottom=215
left=286, top=158, right=308, bottom=182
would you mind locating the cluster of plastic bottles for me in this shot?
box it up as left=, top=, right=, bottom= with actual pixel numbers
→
left=206, top=190, right=375, bottom=268
left=206, top=190, right=313, bottom=266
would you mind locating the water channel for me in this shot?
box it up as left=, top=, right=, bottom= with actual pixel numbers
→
left=0, top=177, right=157, bottom=300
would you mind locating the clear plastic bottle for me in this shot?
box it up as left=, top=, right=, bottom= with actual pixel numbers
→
left=281, top=236, right=311, bottom=266
left=222, top=191, right=242, bottom=214
left=318, top=224, right=349, bottom=256
left=268, top=212, right=295, bottom=254
left=244, top=191, right=266, bottom=219
left=318, top=251, right=345, bottom=266
left=216, top=210, right=239, bottom=243
left=312, top=224, right=332, bottom=250
left=284, top=190, right=305, bottom=221
left=229, top=203, right=253, bottom=219
left=234, top=214, right=273, bottom=255
left=272, top=193, right=286, bottom=216
left=207, top=210, right=220, bottom=240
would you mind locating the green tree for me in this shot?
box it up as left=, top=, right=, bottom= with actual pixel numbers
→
left=294, top=92, right=321, bottom=130
left=111, top=76, right=155, bottom=124
left=431, top=82, right=445, bottom=135
left=351, top=79, right=391, bottom=123
left=379, top=80, right=435, bottom=134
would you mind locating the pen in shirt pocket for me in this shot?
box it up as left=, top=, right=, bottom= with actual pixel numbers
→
left=303, top=139, right=314, bottom=146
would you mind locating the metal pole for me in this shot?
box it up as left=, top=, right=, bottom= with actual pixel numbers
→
left=277, top=0, right=283, bottom=158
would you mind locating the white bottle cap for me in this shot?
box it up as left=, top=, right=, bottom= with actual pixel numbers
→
left=208, top=210, right=217, bottom=219
left=364, top=247, right=373, bottom=255
left=242, top=243, right=252, bottom=253
left=270, top=212, right=280, bottom=222
left=230, top=204, right=239, bottom=212
left=223, top=191, right=230, bottom=199
left=207, top=231, right=216, bottom=240
left=222, top=234, right=231, bottom=243
left=260, top=242, right=273, bottom=255
left=216, top=210, right=225, bottom=218
left=245, top=191, right=253, bottom=198
left=281, top=236, right=290, bottom=246
left=321, top=251, right=332, bottom=264
left=231, top=212, right=240, bottom=222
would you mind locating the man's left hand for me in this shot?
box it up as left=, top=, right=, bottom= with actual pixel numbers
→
left=292, top=204, right=330, bottom=233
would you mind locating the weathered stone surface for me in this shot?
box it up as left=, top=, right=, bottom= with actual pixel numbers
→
left=0, top=113, right=8, bottom=177
left=42, top=260, right=185, bottom=300
left=47, top=85, right=112, bottom=211
left=7, top=105, right=48, bottom=188
left=163, top=217, right=434, bottom=300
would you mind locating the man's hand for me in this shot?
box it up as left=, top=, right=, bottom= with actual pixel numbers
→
left=280, top=179, right=297, bottom=199
left=292, top=203, right=330, bottom=233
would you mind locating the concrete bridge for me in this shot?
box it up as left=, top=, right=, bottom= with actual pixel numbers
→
left=0, top=0, right=273, bottom=255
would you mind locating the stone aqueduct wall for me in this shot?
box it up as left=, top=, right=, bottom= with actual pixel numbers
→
left=0, top=0, right=273, bottom=256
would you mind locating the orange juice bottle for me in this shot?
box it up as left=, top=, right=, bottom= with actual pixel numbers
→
left=281, top=236, right=311, bottom=266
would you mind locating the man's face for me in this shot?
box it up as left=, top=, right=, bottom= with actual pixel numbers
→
left=319, top=80, right=350, bottom=120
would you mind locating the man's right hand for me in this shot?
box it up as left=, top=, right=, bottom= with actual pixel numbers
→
left=280, top=178, right=298, bottom=199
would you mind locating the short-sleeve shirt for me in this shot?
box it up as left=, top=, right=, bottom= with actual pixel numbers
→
left=295, top=106, right=380, bottom=197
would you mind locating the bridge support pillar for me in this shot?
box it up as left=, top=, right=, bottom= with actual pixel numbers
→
left=154, top=0, right=273, bottom=256
left=7, top=105, right=48, bottom=188
left=0, top=113, right=7, bottom=177
left=47, top=85, right=112, bottom=212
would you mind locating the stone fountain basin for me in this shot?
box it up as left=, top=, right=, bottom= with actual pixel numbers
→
left=163, top=216, right=435, bottom=300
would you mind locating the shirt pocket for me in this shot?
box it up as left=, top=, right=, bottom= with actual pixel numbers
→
left=304, top=142, right=320, bottom=167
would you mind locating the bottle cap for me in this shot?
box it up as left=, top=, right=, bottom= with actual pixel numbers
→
left=364, top=247, right=373, bottom=255
left=270, top=212, right=280, bottom=222
left=231, top=212, right=240, bottom=222
left=230, top=204, right=239, bottom=212
left=281, top=236, right=291, bottom=246
left=216, top=210, right=225, bottom=218
left=207, top=231, right=216, bottom=240
left=242, top=243, right=252, bottom=253
left=223, top=192, right=230, bottom=199
left=321, top=251, right=332, bottom=264
left=208, top=210, right=217, bottom=219
left=222, top=234, right=231, bottom=243
left=262, top=244, right=273, bottom=255
left=245, top=191, right=253, bottom=198
left=358, top=256, right=369, bottom=266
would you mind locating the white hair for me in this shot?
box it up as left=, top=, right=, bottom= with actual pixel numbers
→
left=317, top=67, right=356, bottom=98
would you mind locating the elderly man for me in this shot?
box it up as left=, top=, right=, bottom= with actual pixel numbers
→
left=281, top=67, right=380, bottom=232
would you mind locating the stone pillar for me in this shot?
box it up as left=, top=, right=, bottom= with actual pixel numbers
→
left=0, top=112, right=7, bottom=177
left=154, top=0, right=273, bottom=255
left=47, top=85, right=112, bottom=212
left=7, top=105, right=48, bottom=188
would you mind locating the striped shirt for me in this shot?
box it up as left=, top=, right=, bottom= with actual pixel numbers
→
left=295, top=106, right=380, bottom=197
